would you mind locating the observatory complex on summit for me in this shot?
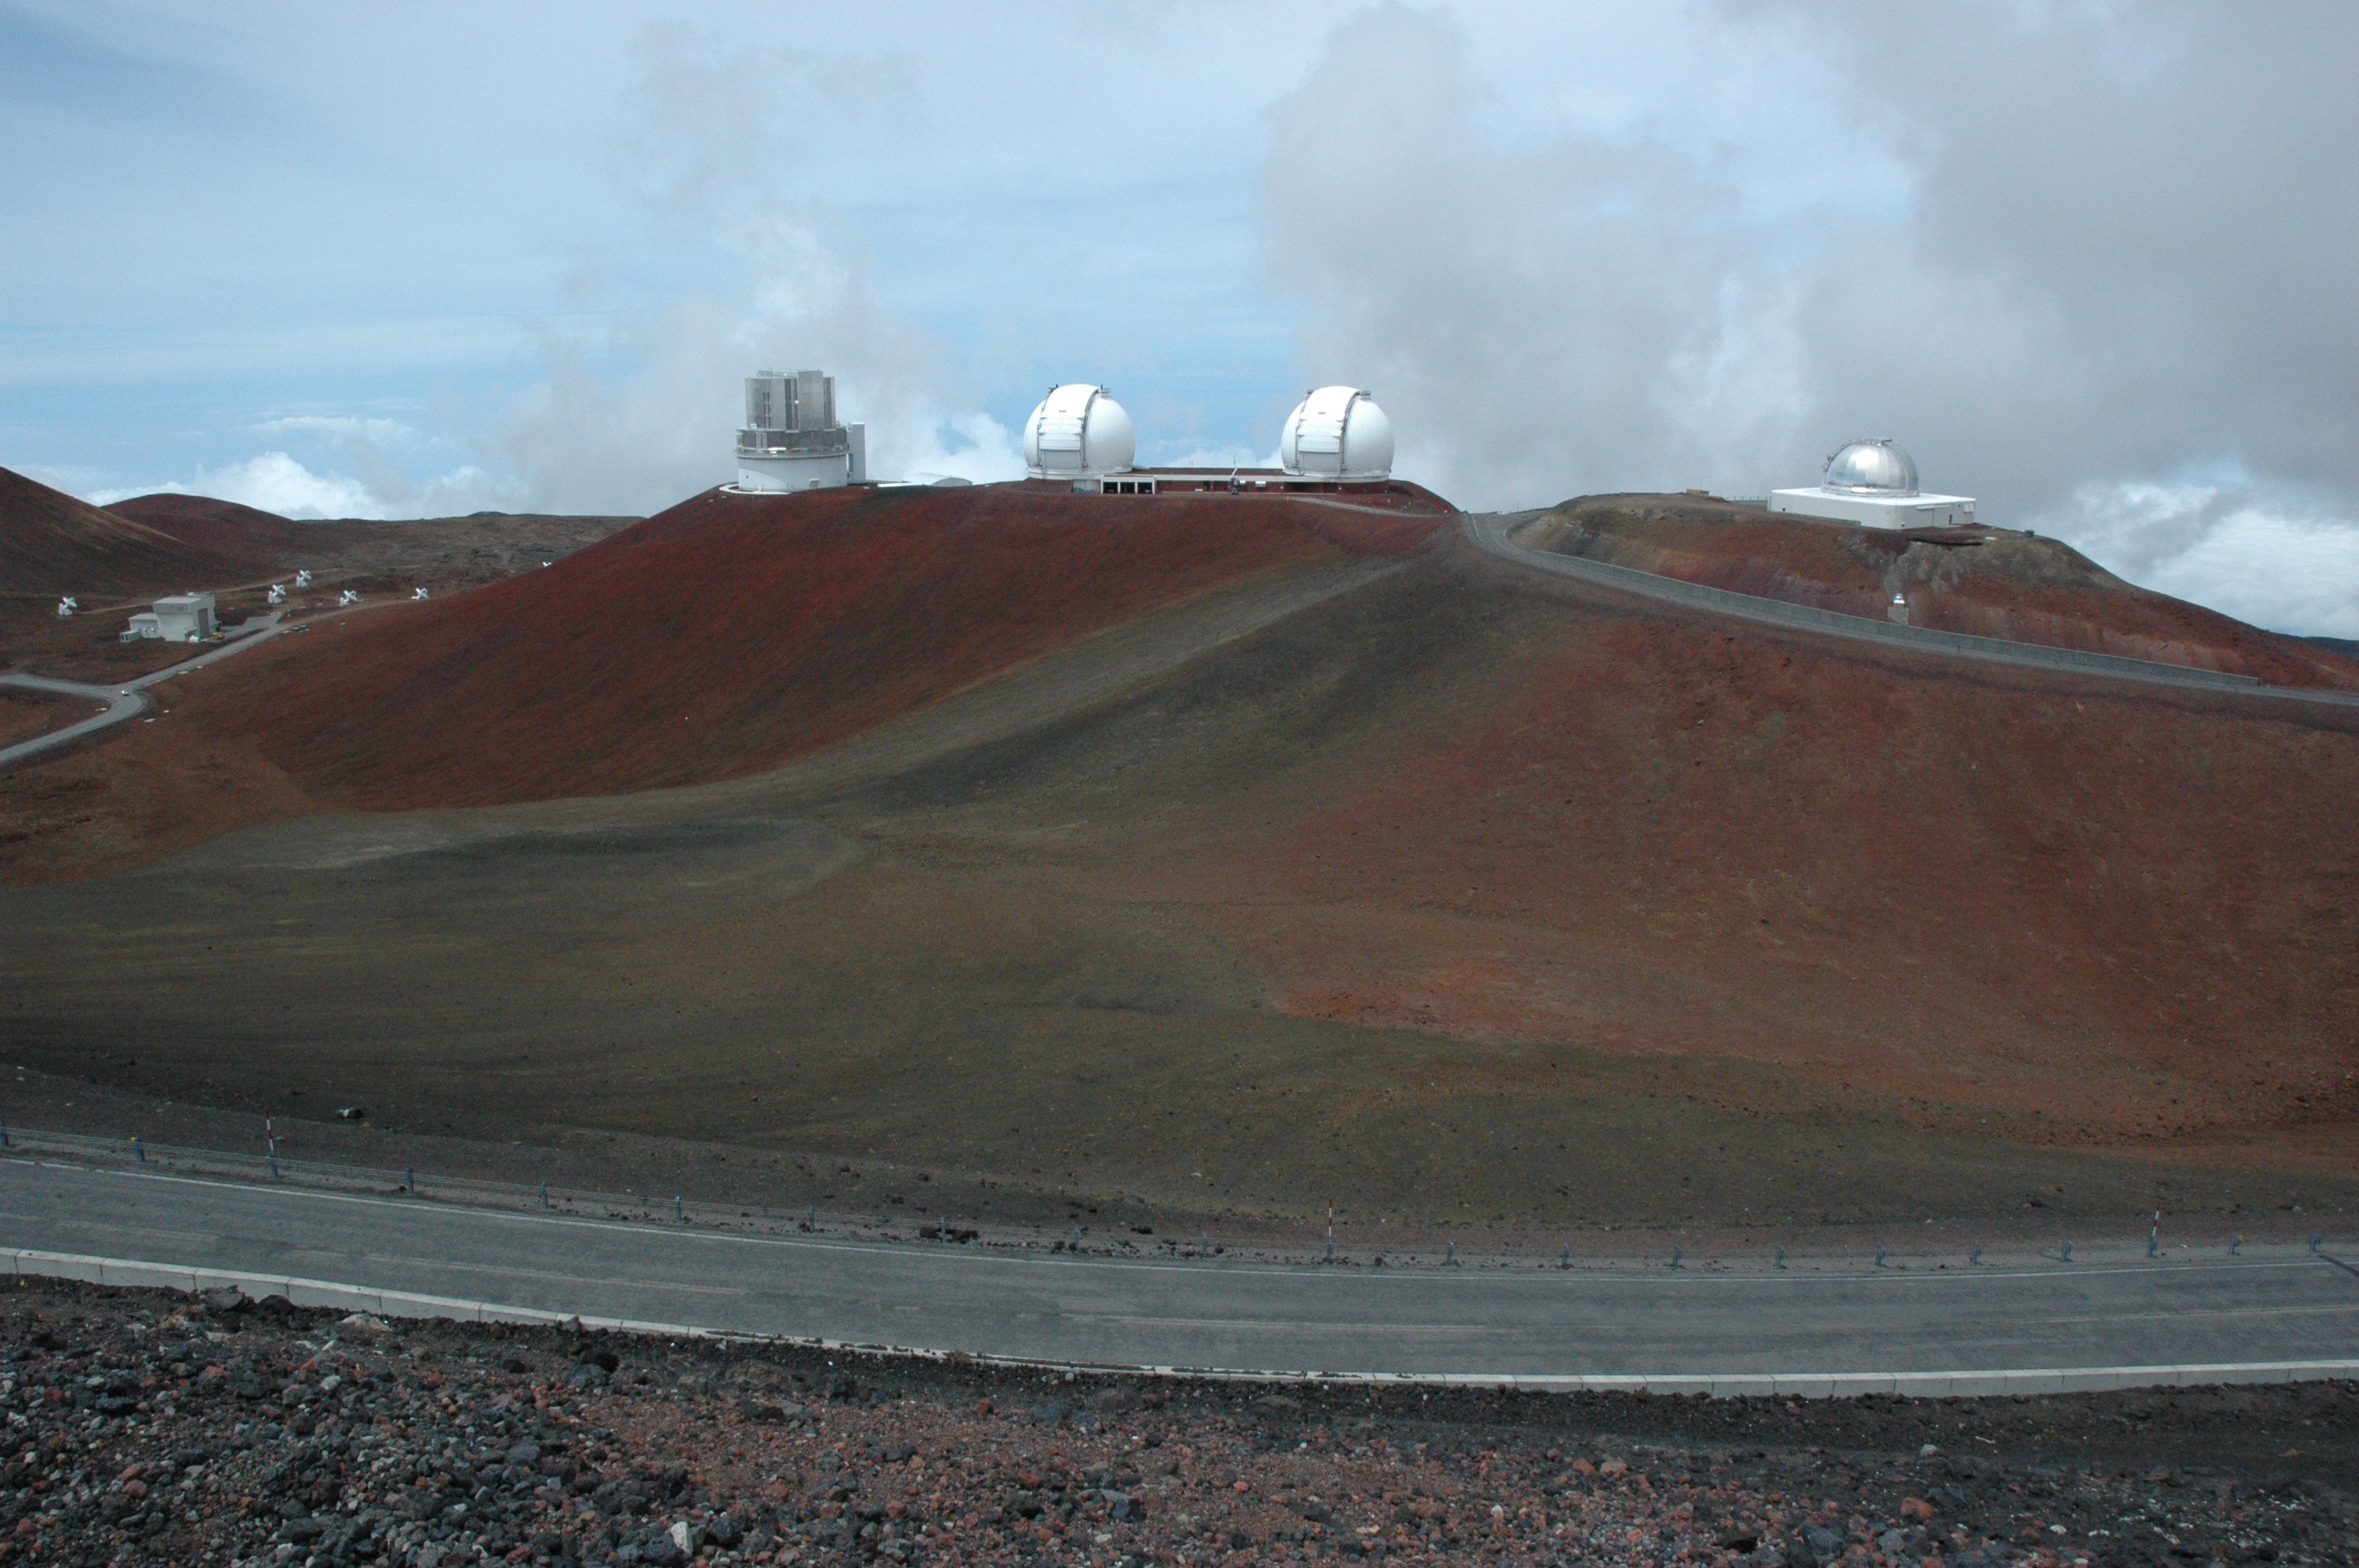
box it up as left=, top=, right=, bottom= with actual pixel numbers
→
left=1770, top=440, right=1976, bottom=529
left=724, top=371, right=1399, bottom=497
left=1017, top=382, right=1395, bottom=494
left=720, top=365, right=1974, bottom=537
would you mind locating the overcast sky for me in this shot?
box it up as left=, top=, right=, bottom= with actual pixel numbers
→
left=5, top=1, right=2354, bottom=634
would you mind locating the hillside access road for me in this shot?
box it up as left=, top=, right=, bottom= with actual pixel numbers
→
left=1459, top=511, right=2359, bottom=708
left=3, top=1160, right=2352, bottom=1398
left=0, top=609, right=298, bottom=770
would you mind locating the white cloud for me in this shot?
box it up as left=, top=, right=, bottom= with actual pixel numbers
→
left=2035, top=477, right=2359, bottom=639
left=485, top=33, right=1041, bottom=514
left=89, top=452, right=375, bottom=519
left=1253, top=1, right=2359, bottom=634
left=1150, top=444, right=1281, bottom=473
left=881, top=409, right=1024, bottom=487
left=253, top=415, right=420, bottom=445
left=87, top=450, right=516, bottom=521
left=2144, top=514, right=2359, bottom=640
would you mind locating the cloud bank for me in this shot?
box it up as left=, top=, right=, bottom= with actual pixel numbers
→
left=1259, top=2, right=2359, bottom=634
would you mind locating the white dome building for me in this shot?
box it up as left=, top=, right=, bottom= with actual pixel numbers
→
left=1023, top=385, right=1135, bottom=480
left=1768, top=439, right=1976, bottom=530
left=1823, top=438, right=1920, bottom=496
left=1279, top=387, right=1392, bottom=481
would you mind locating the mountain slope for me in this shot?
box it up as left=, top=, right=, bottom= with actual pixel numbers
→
left=5, top=510, right=2354, bottom=1229
left=1527, top=494, right=2359, bottom=688
left=0, top=466, right=264, bottom=598
left=104, top=492, right=314, bottom=561
left=192, top=482, right=1451, bottom=805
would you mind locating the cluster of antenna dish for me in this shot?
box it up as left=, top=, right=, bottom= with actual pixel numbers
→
left=1020, top=384, right=1394, bottom=482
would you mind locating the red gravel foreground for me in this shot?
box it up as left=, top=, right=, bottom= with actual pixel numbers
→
left=3, top=1279, right=2353, bottom=1568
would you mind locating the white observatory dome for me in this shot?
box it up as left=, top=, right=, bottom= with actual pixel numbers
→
left=1823, top=439, right=1919, bottom=496
left=1023, top=384, right=1136, bottom=479
left=1280, top=387, right=1393, bottom=481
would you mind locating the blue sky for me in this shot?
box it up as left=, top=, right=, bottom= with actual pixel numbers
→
left=4, top=1, right=2355, bottom=634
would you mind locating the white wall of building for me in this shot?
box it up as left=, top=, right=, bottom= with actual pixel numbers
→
left=1768, top=488, right=1978, bottom=529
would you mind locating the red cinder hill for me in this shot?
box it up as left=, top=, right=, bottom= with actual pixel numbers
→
left=197, top=483, right=1452, bottom=806
left=0, top=466, right=266, bottom=598
left=104, top=491, right=314, bottom=561
left=1528, top=495, right=2359, bottom=688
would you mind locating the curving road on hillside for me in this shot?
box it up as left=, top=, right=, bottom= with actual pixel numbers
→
left=1458, top=511, right=2359, bottom=709
left=0, top=610, right=307, bottom=770
left=0, top=675, right=152, bottom=767
left=4, top=1160, right=2353, bottom=1398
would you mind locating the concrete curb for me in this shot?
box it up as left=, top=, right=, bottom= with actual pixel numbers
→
left=14, top=1247, right=2357, bottom=1401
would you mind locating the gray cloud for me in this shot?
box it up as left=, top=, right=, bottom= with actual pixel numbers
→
left=1261, top=2, right=2359, bottom=632
left=486, top=25, right=1018, bottom=515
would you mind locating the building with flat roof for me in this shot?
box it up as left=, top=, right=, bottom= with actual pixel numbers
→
left=1770, top=440, right=1976, bottom=530
left=122, top=592, right=215, bottom=643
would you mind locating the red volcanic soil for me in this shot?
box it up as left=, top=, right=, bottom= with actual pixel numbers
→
left=191, top=484, right=1450, bottom=807
left=104, top=490, right=314, bottom=561
left=0, top=466, right=265, bottom=599
left=1094, top=548, right=2359, bottom=1159
left=1531, top=494, right=2359, bottom=688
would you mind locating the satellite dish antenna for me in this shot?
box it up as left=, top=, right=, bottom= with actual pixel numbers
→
left=267, top=583, right=286, bottom=604
left=412, top=586, right=431, bottom=601
left=295, top=570, right=313, bottom=587
left=338, top=590, right=359, bottom=606
left=56, top=596, right=77, bottom=616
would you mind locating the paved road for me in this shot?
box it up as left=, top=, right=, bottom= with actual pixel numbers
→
left=0, top=610, right=299, bottom=768
left=4, top=1160, right=2352, bottom=1396
left=1459, top=511, right=2359, bottom=708
left=0, top=675, right=152, bottom=767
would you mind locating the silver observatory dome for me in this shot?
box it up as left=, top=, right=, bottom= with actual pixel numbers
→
left=1823, top=439, right=1919, bottom=496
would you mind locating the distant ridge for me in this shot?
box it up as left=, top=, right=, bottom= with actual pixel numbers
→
left=1525, top=494, right=2359, bottom=690
left=0, top=467, right=266, bottom=598
left=196, top=482, right=1452, bottom=805
left=106, top=491, right=313, bottom=561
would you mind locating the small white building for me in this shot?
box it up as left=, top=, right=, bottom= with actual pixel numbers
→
left=735, top=368, right=866, bottom=492
left=1769, top=440, right=1976, bottom=529
left=122, top=592, right=216, bottom=643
